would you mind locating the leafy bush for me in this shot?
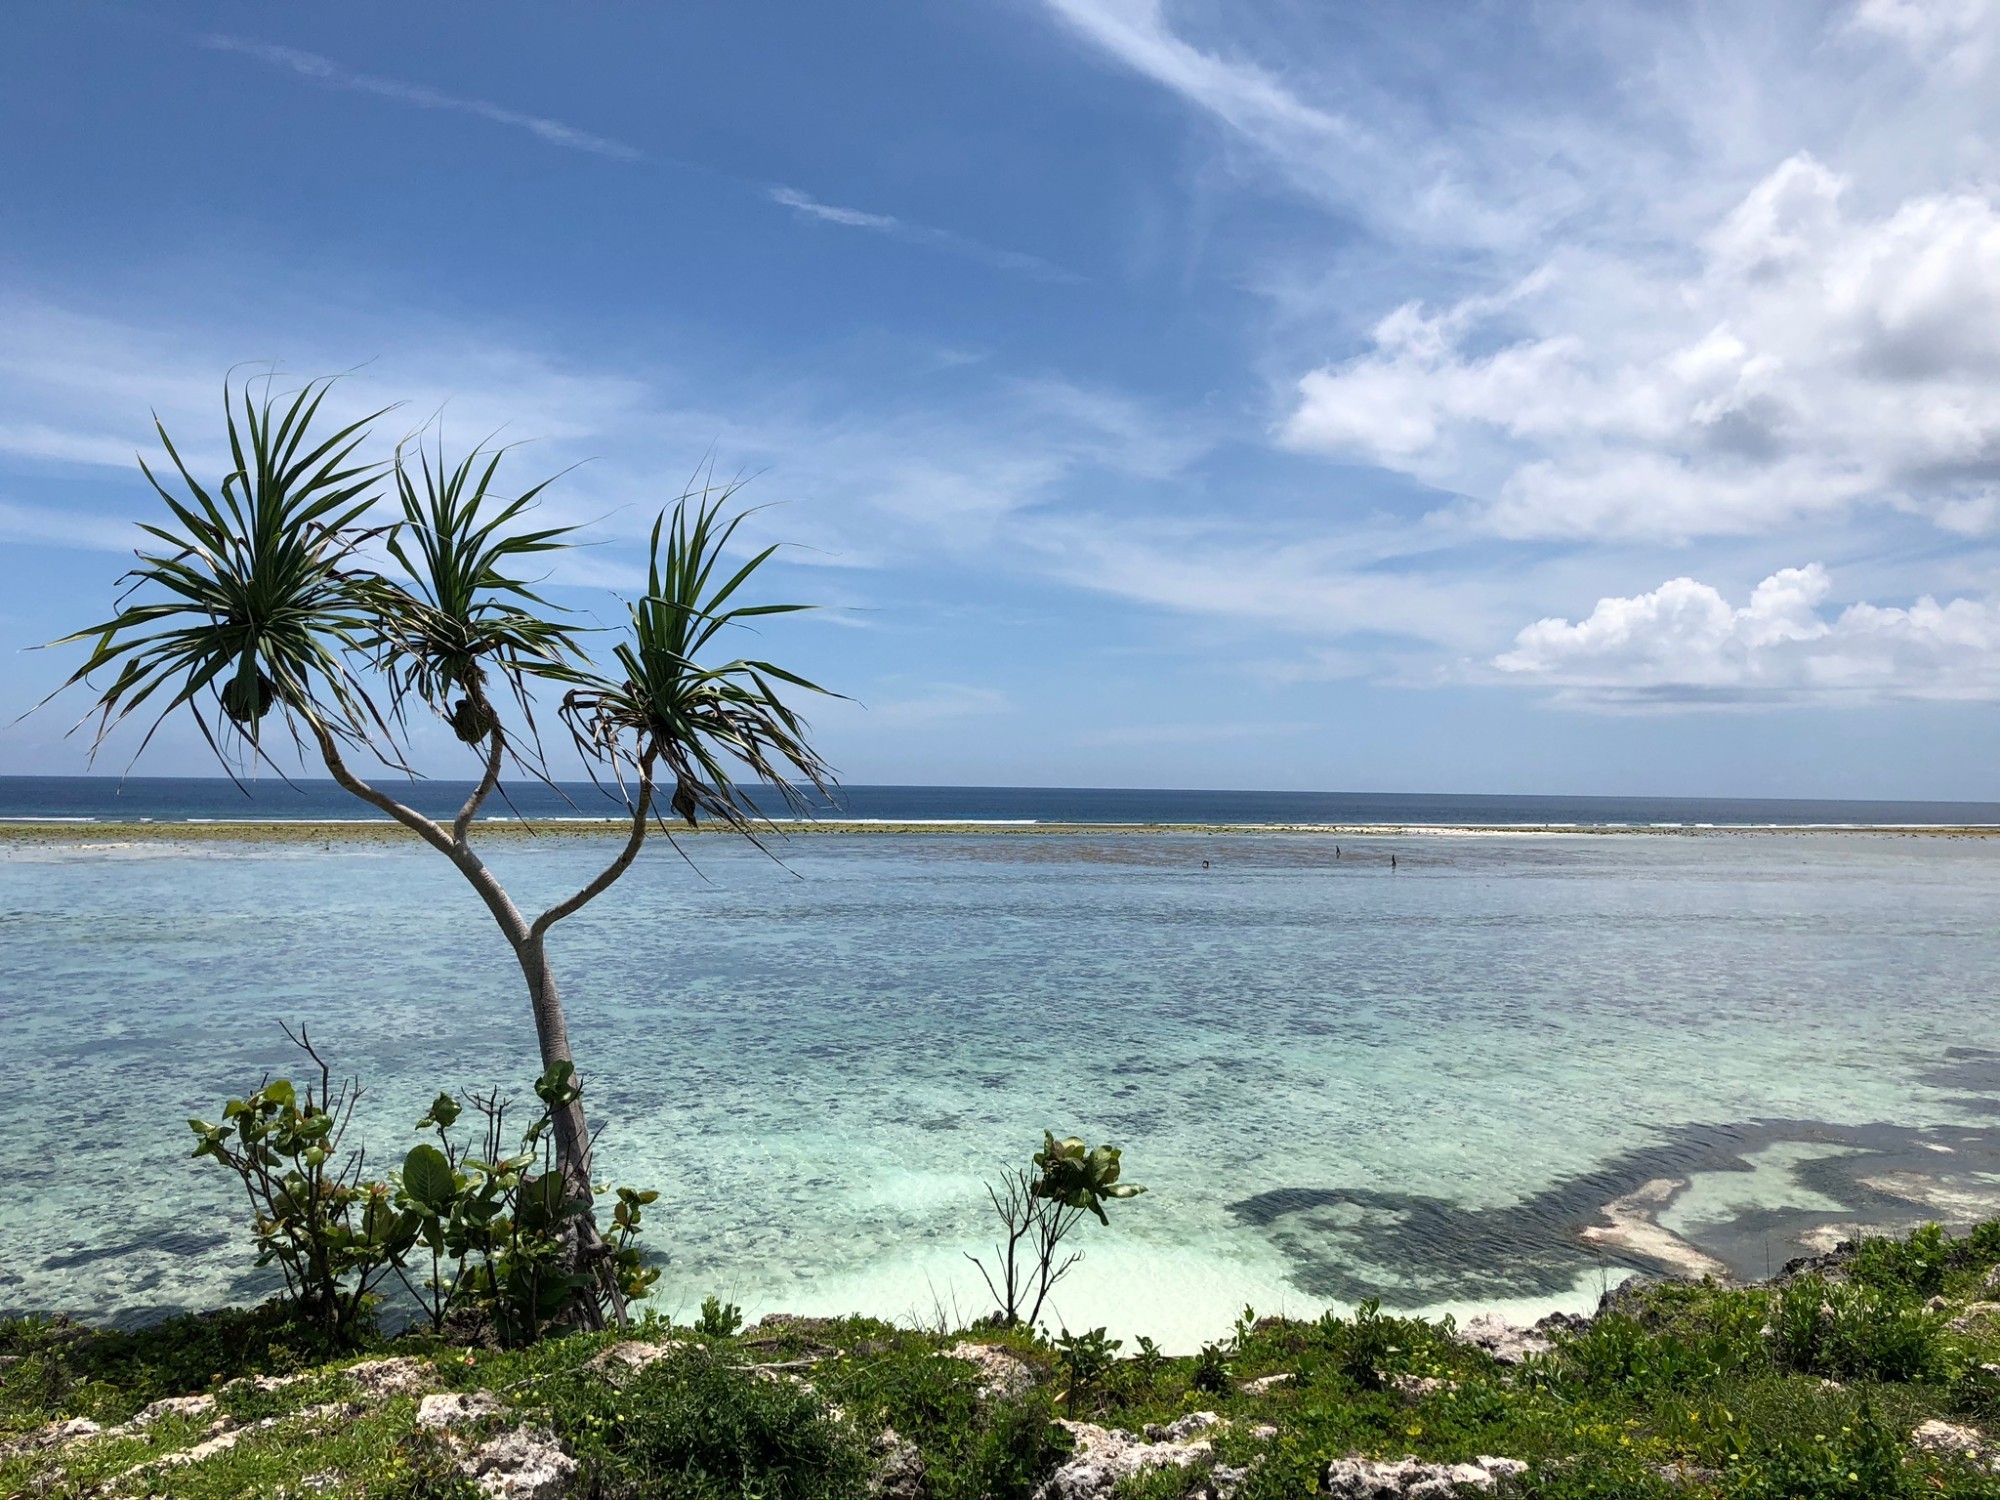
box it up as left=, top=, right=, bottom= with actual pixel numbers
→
left=1317, top=1299, right=1420, bottom=1392
left=394, top=1064, right=660, bottom=1347
left=697, top=1297, right=744, bottom=1339
left=1771, top=1275, right=1947, bottom=1383
left=543, top=1346, right=866, bottom=1500
left=1728, top=1405, right=1914, bottom=1500
left=957, top=1395, right=1075, bottom=1500
left=191, top=1042, right=660, bottom=1349
left=1850, top=1224, right=1951, bottom=1298
left=1191, top=1341, right=1232, bottom=1393
left=1054, top=1326, right=1121, bottom=1415
left=187, top=1033, right=409, bottom=1345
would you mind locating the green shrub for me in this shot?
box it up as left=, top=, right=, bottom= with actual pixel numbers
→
left=1727, top=1405, right=1913, bottom=1500
left=1850, top=1224, right=1951, bottom=1298
left=957, top=1395, right=1075, bottom=1500
left=188, top=1052, right=410, bottom=1347
left=543, top=1346, right=867, bottom=1500
left=1191, top=1342, right=1232, bottom=1393
left=1772, top=1276, right=1947, bottom=1383
left=696, top=1297, right=744, bottom=1339
left=1054, top=1327, right=1121, bottom=1415
left=1317, top=1299, right=1423, bottom=1392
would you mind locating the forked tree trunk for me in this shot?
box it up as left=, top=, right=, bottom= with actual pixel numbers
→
left=309, top=715, right=657, bottom=1324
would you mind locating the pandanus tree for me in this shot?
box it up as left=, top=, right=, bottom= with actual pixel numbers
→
left=51, top=375, right=834, bottom=1320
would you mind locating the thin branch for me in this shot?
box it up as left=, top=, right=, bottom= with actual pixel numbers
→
left=311, top=719, right=453, bottom=858
left=528, top=753, right=656, bottom=942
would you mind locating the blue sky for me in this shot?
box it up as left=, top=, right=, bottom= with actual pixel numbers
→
left=4, top=1, right=2000, bottom=797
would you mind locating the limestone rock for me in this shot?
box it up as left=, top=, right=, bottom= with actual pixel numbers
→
left=1982, top=1265, right=2000, bottom=1296
left=417, top=1390, right=508, bottom=1429
left=1455, top=1316, right=1552, bottom=1365
left=459, top=1424, right=579, bottom=1499
left=1034, top=1420, right=1215, bottom=1500
left=1322, top=1455, right=1527, bottom=1497
left=946, top=1340, right=1037, bottom=1399
left=132, top=1394, right=218, bottom=1426
left=0, top=1416, right=102, bottom=1457
left=1948, top=1303, right=2000, bottom=1333
left=1911, top=1419, right=2000, bottom=1471
left=154, top=1428, right=245, bottom=1468
left=1240, top=1372, right=1293, bottom=1394
left=345, top=1356, right=437, bottom=1397
left=869, top=1424, right=928, bottom=1500
left=1143, top=1412, right=1220, bottom=1443
left=1388, top=1375, right=1455, bottom=1403
left=1655, top=1460, right=1723, bottom=1488
left=583, top=1340, right=688, bottom=1380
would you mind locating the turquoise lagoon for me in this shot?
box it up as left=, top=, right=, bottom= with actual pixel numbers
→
left=6, top=828, right=2000, bottom=1347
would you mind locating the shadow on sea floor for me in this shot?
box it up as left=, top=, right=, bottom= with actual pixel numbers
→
left=1233, top=1055, right=2000, bottom=1307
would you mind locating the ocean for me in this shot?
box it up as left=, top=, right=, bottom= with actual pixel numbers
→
left=5, top=780, right=2000, bottom=1344
left=2, top=775, right=1998, bottom=827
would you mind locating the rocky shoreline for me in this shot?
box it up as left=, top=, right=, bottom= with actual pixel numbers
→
left=13, top=1222, right=2000, bottom=1498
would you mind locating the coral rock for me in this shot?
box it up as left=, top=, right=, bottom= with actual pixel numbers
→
left=869, top=1425, right=928, bottom=1499
left=946, top=1341, right=1037, bottom=1399
left=1035, top=1419, right=1216, bottom=1500
left=132, top=1394, right=218, bottom=1426
left=1454, top=1316, right=1552, bottom=1365
left=459, top=1425, right=579, bottom=1499
left=583, top=1340, right=687, bottom=1380
left=417, top=1390, right=507, bottom=1429
left=1911, top=1419, right=2000, bottom=1471
left=345, top=1356, right=437, bottom=1397
left=1322, top=1455, right=1527, bottom=1497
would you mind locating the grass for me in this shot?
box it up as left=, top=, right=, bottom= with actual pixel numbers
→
left=12, top=1222, right=2000, bottom=1496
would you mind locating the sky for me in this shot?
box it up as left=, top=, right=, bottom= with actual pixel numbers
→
left=3, top=1, right=2000, bottom=798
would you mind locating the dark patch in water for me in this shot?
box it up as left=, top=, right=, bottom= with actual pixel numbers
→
left=40, top=1228, right=223, bottom=1270
left=1230, top=1118, right=2000, bottom=1307
left=1921, top=1050, right=2000, bottom=1093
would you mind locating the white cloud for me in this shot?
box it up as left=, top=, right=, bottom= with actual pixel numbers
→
left=846, top=683, right=1012, bottom=729
left=1281, top=153, right=2000, bottom=541
left=0, top=498, right=141, bottom=553
left=1496, top=564, right=2000, bottom=704
left=1038, top=0, right=1589, bottom=251
left=768, top=187, right=900, bottom=232
left=203, top=36, right=644, bottom=160
left=1845, top=0, right=1996, bottom=74
left=766, top=186, right=1078, bottom=282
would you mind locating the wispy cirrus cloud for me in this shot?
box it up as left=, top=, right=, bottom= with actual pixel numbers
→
left=768, top=187, right=1080, bottom=282
left=202, top=35, right=644, bottom=160
left=205, top=37, right=1073, bottom=283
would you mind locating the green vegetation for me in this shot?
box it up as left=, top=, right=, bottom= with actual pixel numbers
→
left=186, top=1047, right=662, bottom=1352
left=13, top=1221, right=2000, bottom=1497
left=968, top=1134, right=1146, bottom=1328
left=45, top=374, right=834, bottom=1316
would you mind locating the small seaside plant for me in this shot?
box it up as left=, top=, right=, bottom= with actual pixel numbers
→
left=191, top=1042, right=660, bottom=1348
left=965, top=1133, right=1145, bottom=1328
left=186, top=1027, right=412, bottom=1346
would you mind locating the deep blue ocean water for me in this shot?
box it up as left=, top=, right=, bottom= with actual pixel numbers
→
left=8, top=815, right=2000, bottom=1344
left=3, top=775, right=1997, bottom=826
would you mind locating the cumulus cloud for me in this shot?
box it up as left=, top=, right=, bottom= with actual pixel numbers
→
left=1495, top=564, right=2000, bottom=704
left=1280, top=152, right=2000, bottom=541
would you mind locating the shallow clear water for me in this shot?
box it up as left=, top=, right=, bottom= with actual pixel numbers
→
left=5, top=829, right=2000, bottom=1346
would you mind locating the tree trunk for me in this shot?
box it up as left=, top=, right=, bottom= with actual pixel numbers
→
left=309, top=717, right=656, bottom=1326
